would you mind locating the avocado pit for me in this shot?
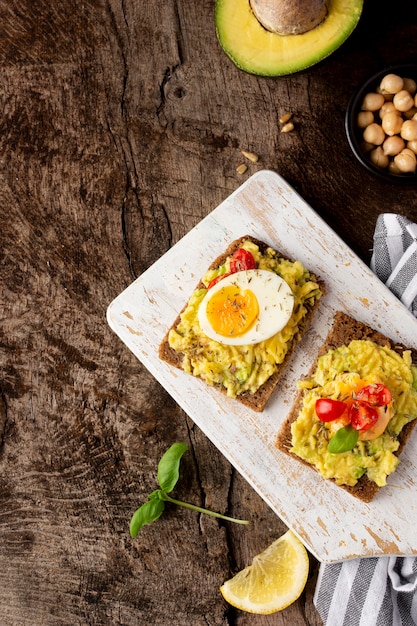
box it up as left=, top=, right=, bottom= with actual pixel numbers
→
left=249, top=0, right=329, bottom=35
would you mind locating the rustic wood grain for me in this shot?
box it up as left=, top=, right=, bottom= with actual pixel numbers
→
left=1, top=0, right=416, bottom=624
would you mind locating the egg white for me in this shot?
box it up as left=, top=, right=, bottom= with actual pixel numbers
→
left=197, top=269, right=294, bottom=346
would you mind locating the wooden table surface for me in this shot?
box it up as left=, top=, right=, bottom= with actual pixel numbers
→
left=1, top=1, right=417, bottom=624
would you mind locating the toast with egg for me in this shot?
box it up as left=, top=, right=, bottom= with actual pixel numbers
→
left=276, top=311, right=417, bottom=502
left=159, top=235, right=324, bottom=411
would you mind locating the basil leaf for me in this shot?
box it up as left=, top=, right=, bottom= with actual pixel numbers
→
left=327, top=425, right=359, bottom=454
left=129, top=442, right=249, bottom=536
left=148, top=489, right=162, bottom=501
left=157, top=442, right=188, bottom=493
left=129, top=498, right=165, bottom=538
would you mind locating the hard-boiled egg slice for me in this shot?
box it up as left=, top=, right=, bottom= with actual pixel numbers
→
left=197, top=269, right=294, bottom=346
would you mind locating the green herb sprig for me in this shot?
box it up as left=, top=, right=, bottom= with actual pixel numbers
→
left=129, top=442, right=250, bottom=537
left=327, top=424, right=359, bottom=454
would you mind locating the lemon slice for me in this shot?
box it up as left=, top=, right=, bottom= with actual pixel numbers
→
left=220, top=530, right=309, bottom=614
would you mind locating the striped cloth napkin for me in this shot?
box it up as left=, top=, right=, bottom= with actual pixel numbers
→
left=371, top=213, right=417, bottom=316
left=314, top=213, right=417, bottom=626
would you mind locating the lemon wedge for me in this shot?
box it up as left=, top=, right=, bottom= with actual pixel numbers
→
left=220, top=530, right=309, bottom=614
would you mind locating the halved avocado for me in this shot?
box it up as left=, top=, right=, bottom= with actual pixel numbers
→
left=215, top=0, right=363, bottom=77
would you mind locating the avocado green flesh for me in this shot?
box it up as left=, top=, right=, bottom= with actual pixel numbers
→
left=215, top=0, right=363, bottom=76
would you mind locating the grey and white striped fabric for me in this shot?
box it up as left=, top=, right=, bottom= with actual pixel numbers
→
left=314, top=557, right=417, bottom=626
left=314, top=213, right=417, bottom=626
left=370, top=213, right=417, bottom=316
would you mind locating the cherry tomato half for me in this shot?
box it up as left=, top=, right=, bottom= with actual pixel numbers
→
left=229, top=248, right=256, bottom=273
left=315, top=398, right=347, bottom=422
left=356, top=384, right=392, bottom=407
left=349, top=401, right=379, bottom=431
left=207, top=249, right=256, bottom=289
left=207, top=272, right=232, bottom=289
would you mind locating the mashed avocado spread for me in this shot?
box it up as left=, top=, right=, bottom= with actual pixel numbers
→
left=291, top=340, right=417, bottom=487
left=168, top=239, right=322, bottom=398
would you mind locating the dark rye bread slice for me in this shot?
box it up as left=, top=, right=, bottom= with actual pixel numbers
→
left=159, top=235, right=325, bottom=412
left=276, top=310, right=417, bottom=502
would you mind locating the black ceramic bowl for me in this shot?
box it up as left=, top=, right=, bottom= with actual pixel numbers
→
left=345, top=64, right=417, bottom=184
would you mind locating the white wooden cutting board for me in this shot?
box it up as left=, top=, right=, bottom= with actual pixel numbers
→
left=107, top=170, right=417, bottom=563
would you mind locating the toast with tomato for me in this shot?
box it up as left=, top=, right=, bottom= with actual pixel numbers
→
left=276, top=311, right=417, bottom=502
left=159, top=235, right=324, bottom=411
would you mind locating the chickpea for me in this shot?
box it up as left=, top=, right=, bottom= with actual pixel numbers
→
left=379, top=73, right=404, bottom=95
left=382, top=135, right=405, bottom=156
left=379, top=101, right=398, bottom=118
left=393, top=89, right=414, bottom=112
left=376, top=86, right=394, bottom=101
left=361, top=92, right=385, bottom=112
left=403, top=77, right=417, bottom=95
left=394, top=148, right=417, bottom=173
left=400, top=119, right=417, bottom=141
left=407, top=140, right=417, bottom=154
left=388, top=160, right=401, bottom=175
left=369, top=147, right=389, bottom=168
left=354, top=72, right=417, bottom=175
left=363, top=122, right=385, bottom=145
left=357, top=111, right=374, bottom=128
left=404, top=106, right=417, bottom=120
left=382, top=111, right=403, bottom=136
left=360, top=141, right=375, bottom=153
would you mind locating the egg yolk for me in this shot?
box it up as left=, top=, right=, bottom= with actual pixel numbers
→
left=205, top=285, right=259, bottom=338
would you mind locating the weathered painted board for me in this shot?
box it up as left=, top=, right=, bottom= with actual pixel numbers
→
left=107, top=170, right=417, bottom=563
